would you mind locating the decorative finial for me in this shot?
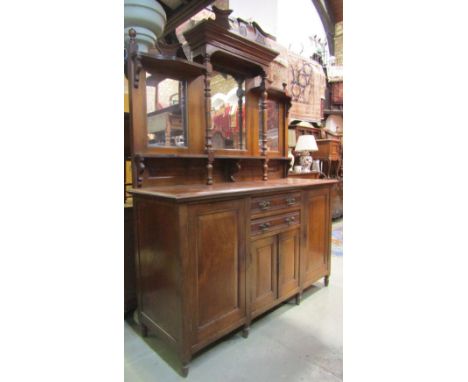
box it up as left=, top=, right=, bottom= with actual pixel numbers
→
left=212, top=6, right=233, bottom=29
left=128, top=28, right=139, bottom=57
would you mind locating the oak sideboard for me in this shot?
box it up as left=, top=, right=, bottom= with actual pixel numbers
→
left=130, top=178, right=336, bottom=375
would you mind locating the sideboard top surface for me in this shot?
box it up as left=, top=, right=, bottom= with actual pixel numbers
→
left=129, top=178, right=338, bottom=202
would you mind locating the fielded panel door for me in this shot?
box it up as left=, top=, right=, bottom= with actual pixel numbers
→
left=278, top=228, right=300, bottom=298
left=250, top=235, right=278, bottom=315
left=302, top=188, right=331, bottom=286
left=187, top=199, right=247, bottom=346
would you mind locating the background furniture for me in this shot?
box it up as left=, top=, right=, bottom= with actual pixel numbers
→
left=288, top=125, right=342, bottom=219
left=315, top=139, right=341, bottom=178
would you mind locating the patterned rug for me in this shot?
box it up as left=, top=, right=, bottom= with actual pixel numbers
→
left=331, top=219, right=343, bottom=256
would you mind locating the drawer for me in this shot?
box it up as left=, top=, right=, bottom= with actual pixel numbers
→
left=251, top=211, right=300, bottom=236
left=330, top=142, right=339, bottom=157
left=251, top=192, right=301, bottom=216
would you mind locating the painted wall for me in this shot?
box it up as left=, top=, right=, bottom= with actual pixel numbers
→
left=230, top=0, right=328, bottom=59
left=334, top=21, right=343, bottom=65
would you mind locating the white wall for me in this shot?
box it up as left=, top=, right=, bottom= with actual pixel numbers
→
left=229, top=0, right=328, bottom=59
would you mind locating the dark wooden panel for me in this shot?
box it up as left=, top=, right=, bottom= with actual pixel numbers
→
left=250, top=235, right=277, bottom=314
left=124, top=206, right=137, bottom=314
left=188, top=199, right=246, bottom=347
left=278, top=229, right=300, bottom=298
left=124, top=112, right=131, bottom=158
left=197, top=210, right=239, bottom=326
left=302, top=188, right=330, bottom=286
left=135, top=198, right=181, bottom=344
left=142, top=157, right=224, bottom=187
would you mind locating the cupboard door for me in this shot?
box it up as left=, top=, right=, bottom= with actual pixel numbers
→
left=188, top=199, right=246, bottom=347
left=278, top=229, right=300, bottom=298
left=302, top=188, right=331, bottom=286
left=250, top=235, right=278, bottom=315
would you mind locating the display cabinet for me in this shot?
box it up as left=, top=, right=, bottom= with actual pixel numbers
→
left=126, top=6, right=337, bottom=377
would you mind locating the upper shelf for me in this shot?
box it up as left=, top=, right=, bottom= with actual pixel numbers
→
left=183, top=7, right=279, bottom=77
left=129, top=178, right=338, bottom=202
left=138, top=53, right=206, bottom=80
left=136, top=153, right=291, bottom=161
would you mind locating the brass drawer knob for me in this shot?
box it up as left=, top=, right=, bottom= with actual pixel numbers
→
left=285, top=216, right=296, bottom=225
left=258, top=200, right=271, bottom=210
left=259, top=222, right=271, bottom=232
left=286, top=197, right=296, bottom=206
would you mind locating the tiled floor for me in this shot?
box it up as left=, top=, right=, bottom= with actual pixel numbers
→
left=124, top=220, right=343, bottom=381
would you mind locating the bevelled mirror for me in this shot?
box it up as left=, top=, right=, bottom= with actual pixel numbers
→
left=266, top=99, right=279, bottom=151
left=145, top=72, right=187, bottom=148
left=210, top=72, right=246, bottom=150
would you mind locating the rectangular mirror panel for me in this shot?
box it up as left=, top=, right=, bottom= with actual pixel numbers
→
left=210, top=72, right=245, bottom=150
left=146, top=73, right=187, bottom=148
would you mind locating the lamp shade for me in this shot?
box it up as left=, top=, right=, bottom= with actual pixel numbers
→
left=296, top=121, right=314, bottom=128
left=295, top=134, right=318, bottom=152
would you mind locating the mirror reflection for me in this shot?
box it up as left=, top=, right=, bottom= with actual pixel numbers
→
left=266, top=100, right=279, bottom=151
left=146, top=73, right=187, bottom=147
left=259, top=100, right=280, bottom=151
left=210, top=72, right=245, bottom=150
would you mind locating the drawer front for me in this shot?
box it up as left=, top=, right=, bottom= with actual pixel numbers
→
left=251, top=211, right=300, bottom=236
left=251, top=192, right=301, bottom=216
left=329, top=141, right=340, bottom=159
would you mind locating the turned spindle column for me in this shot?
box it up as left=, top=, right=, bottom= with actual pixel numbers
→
left=259, top=73, right=269, bottom=180
left=203, top=54, right=214, bottom=185
left=236, top=78, right=244, bottom=150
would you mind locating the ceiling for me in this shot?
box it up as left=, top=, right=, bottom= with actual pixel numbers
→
left=159, top=0, right=216, bottom=37
left=327, top=0, right=343, bottom=23
left=310, top=0, right=342, bottom=55
left=159, top=0, right=343, bottom=52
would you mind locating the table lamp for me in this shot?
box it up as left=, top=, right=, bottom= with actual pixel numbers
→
left=295, top=135, right=318, bottom=172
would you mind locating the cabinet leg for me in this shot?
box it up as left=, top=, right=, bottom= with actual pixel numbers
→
left=241, top=325, right=250, bottom=339
left=181, top=363, right=190, bottom=378
left=324, top=275, right=330, bottom=287
left=295, top=292, right=302, bottom=305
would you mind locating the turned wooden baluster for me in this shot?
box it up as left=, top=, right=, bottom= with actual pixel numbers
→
left=127, top=28, right=142, bottom=89
left=236, top=77, right=244, bottom=150
left=259, top=73, right=269, bottom=180
left=203, top=54, right=214, bottom=185
left=179, top=80, right=186, bottom=147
